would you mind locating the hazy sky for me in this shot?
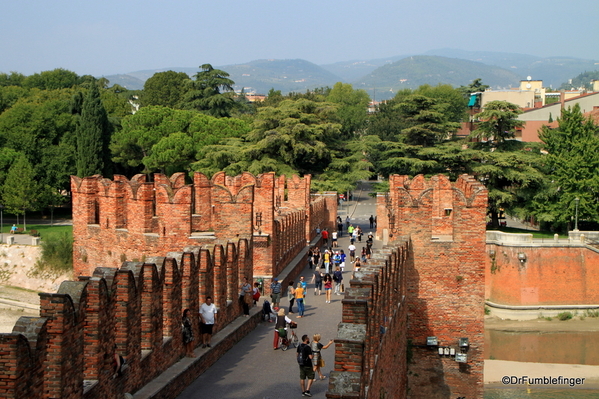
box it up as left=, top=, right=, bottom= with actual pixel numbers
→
left=2, top=0, right=598, bottom=77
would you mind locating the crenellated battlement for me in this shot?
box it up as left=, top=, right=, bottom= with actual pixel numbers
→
left=72, top=171, right=335, bottom=282
left=1, top=241, right=252, bottom=399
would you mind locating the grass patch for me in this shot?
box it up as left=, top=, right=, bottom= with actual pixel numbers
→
left=8, top=224, right=72, bottom=239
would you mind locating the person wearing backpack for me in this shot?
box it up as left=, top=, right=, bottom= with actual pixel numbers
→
left=297, top=334, right=315, bottom=397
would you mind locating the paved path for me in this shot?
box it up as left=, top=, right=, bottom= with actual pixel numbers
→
left=177, top=182, right=380, bottom=399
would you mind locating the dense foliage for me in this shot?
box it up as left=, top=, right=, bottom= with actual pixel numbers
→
left=1, top=66, right=598, bottom=232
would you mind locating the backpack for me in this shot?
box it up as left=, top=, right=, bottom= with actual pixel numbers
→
left=297, top=344, right=306, bottom=366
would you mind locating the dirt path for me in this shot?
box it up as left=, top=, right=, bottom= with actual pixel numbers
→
left=0, top=285, right=41, bottom=333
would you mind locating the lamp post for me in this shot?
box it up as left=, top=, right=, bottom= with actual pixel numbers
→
left=0, top=204, right=3, bottom=243
left=574, top=197, right=580, bottom=232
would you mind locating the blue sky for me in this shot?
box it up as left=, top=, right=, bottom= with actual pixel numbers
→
left=2, top=0, right=598, bottom=77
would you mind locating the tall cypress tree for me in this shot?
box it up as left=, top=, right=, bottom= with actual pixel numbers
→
left=76, top=82, right=112, bottom=177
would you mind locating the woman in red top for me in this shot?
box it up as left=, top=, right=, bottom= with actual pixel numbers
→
left=323, top=274, right=333, bottom=304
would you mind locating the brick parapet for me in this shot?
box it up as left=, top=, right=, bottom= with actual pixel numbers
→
left=380, top=174, right=486, bottom=399
left=329, top=174, right=486, bottom=399
left=72, top=172, right=333, bottom=284
left=0, top=242, right=255, bottom=399
left=327, top=241, right=409, bottom=399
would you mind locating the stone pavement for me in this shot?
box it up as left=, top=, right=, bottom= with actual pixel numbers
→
left=178, top=185, right=378, bottom=399
left=133, top=183, right=380, bottom=399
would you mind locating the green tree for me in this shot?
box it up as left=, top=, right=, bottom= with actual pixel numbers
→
left=112, top=106, right=250, bottom=175
left=244, top=98, right=340, bottom=175
left=0, top=72, right=26, bottom=87
left=142, top=70, right=189, bottom=108
left=260, top=88, right=284, bottom=107
left=76, top=82, right=112, bottom=177
left=0, top=88, right=77, bottom=198
left=537, top=104, right=599, bottom=230
left=471, top=101, right=524, bottom=144
left=458, top=78, right=490, bottom=97
left=181, top=64, right=236, bottom=117
left=22, top=68, right=80, bottom=90
left=414, top=84, right=468, bottom=123
left=2, top=154, right=37, bottom=230
left=396, top=94, right=460, bottom=146
left=326, top=82, right=370, bottom=138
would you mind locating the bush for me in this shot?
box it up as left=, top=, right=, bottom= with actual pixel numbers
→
left=557, top=311, right=573, bottom=321
left=36, top=232, right=73, bottom=274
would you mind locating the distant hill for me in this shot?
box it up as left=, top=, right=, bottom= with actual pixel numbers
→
left=102, top=73, right=145, bottom=90
left=217, top=59, right=343, bottom=94
left=104, top=60, right=343, bottom=93
left=353, top=56, right=521, bottom=101
left=320, top=55, right=410, bottom=82
left=423, top=49, right=599, bottom=89
left=558, top=70, right=599, bottom=90
left=101, top=50, right=599, bottom=98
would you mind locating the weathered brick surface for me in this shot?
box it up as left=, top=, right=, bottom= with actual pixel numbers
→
left=486, top=245, right=599, bottom=305
left=0, top=171, right=336, bottom=399
left=0, top=249, right=254, bottom=399
left=71, top=172, right=335, bottom=282
left=327, top=174, right=487, bottom=399
left=326, top=242, right=409, bottom=399
left=392, top=174, right=486, bottom=399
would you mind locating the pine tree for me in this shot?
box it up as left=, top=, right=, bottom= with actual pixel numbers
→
left=76, top=82, right=112, bottom=177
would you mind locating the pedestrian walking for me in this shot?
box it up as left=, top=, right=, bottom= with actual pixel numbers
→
left=182, top=309, right=195, bottom=357
left=333, top=267, right=343, bottom=295
left=298, top=335, right=315, bottom=397
left=270, top=278, right=282, bottom=309
left=287, top=281, right=296, bottom=314
left=273, top=308, right=292, bottom=350
left=311, top=334, right=334, bottom=380
left=239, top=277, right=252, bottom=317
left=324, top=274, right=333, bottom=303
left=323, top=250, right=331, bottom=274
left=348, top=243, right=356, bottom=261
left=310, top=269, right=322, bottom=295
left=295, top=282, right=305, bottom=318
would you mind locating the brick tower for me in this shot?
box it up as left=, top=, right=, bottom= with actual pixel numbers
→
left=380, top=174, right=487, bottom=399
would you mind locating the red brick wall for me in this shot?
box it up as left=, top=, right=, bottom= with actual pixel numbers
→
left=0, top=247, right=251, bottom=399
left=326, top=242, right=409, bottom=399
left=390, top=174, right=487, bottom=399
left=71, top=172, right=333, bottom=282
left=486, top=245, right=599, bottom=305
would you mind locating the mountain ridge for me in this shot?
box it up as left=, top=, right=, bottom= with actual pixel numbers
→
left=102, top=49, right=599, bottom=97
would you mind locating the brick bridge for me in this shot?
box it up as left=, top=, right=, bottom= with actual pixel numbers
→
left=0, top=173, right=487, bottom=399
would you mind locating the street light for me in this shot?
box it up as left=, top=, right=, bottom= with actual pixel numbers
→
left=0, top=204, right=3, bottom=243
left=574, top=197, right=580, bottom=232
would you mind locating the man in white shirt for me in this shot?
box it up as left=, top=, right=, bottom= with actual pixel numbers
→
left=348, top=244, right=356, bottom=261
left=199, top=296, right=218, bottom=348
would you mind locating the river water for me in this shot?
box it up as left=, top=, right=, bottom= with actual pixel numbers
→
left=484, top=330, right=599, bottom=398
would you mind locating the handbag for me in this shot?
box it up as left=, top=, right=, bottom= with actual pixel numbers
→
left=244, top=292, right=252, bottom=304
left=318, top=357, right=325, bottom=368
